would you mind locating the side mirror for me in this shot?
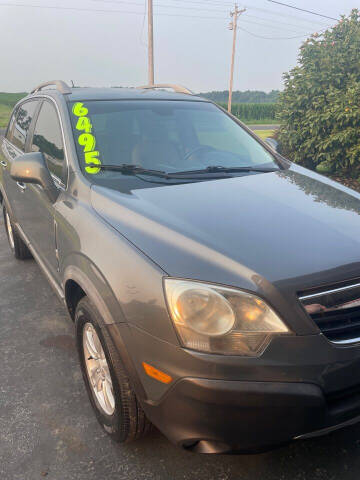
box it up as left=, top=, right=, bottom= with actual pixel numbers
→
left=10, top=152, right=59, bottom=203
left=265, top=137, right=279, bottom=153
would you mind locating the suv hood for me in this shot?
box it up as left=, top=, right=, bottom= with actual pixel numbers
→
left=91, top=166, right=360, bottom=295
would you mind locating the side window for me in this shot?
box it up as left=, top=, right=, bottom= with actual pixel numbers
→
left=10, top=101, right=38, bottom=151
left=5, top=107, right=18, bottom=143
left=31, top=101, right=66, bottom=185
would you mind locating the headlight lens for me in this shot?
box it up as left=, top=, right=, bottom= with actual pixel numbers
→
left=164, top=279, right=292, bottom=356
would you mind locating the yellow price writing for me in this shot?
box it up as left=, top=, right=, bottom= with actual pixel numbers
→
left=72, top=102, right=88, bottom=117
left=72, top=102, right=101, bottom=174
left=85, top=151, right=101, bottom=174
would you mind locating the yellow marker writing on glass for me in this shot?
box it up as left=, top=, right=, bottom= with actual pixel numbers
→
left=72, top=102, right=101, bottom=174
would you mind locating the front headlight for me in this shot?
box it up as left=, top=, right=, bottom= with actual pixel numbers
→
left=164, top=279, right=292, bottom=356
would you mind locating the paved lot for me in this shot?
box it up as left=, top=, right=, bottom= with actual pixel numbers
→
left=2, top=217, right=360, bottom=480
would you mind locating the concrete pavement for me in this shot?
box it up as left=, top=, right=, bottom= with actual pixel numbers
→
left=2, top=213, right=360, bottom=479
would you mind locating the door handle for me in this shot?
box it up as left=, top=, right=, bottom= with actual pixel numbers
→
left=16, top=181, right=26, bottom=191
left=0, top=160, right=7, bottom=167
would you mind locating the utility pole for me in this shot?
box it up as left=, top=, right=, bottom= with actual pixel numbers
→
left=228, top=5, right=246, bottom=113
left=148, top=0, right=155, bottom=86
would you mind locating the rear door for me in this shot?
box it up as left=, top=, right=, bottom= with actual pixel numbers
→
left=0, top=100, right=39, bottom=219
left=16, top=99, right=67, bottom=281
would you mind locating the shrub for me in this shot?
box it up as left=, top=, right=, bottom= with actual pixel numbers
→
left=277, top=9, right=360, bottom=176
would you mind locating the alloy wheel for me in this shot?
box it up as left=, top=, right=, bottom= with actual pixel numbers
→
left=83, top=323, right=115, bottom=416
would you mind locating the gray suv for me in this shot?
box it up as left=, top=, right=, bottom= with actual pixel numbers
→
left=2, top=80, right=360, bottom=454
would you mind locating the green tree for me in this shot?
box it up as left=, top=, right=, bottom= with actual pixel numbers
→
left=277, top=9, right=360, bottom=176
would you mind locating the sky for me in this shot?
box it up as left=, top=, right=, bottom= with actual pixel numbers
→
left=0, top=0, right=357, bottom=93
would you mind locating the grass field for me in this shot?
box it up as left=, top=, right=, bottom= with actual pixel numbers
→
left=0, top=104, right=12, bottom=128
left=0, top=92, right=26, bottom=128
left=246, top=119, right=279, bottom=125
left=254, top=129, right=275, bottom=140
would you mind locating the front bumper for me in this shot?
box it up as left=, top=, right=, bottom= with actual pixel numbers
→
left=109, top=324, right=360, bottom=453
left=144, top=377, right=328, bottom=453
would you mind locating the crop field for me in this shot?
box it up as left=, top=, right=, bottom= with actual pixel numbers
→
left=219, top=102, right=278, bottom=124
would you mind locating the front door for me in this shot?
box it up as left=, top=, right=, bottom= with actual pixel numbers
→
left=1, top=100, right=40, bottom=223
left=16, top=99, right=67, bottom=282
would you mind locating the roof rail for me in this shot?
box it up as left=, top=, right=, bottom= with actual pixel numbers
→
left=30, top=80, right=72, bottom=95
left=137, top=84, right=193, bottom=95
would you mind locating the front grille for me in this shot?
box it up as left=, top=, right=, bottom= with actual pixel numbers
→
left=311, top=305, right=360, bottom=342
left=299, top=281, right=360, bottom=344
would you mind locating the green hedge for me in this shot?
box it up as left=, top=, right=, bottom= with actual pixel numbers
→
left=277, top=10, right=360, bottom=176
left=218, top=102, right=277, bottom=122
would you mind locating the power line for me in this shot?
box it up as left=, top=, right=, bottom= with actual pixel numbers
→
left=243, top=4, right=329, bottom=27
left=163, top=0, right=333, bottom=26
left=92, top=0, right=228, bottom=12
left=0, top=0, right=331, bottom=38
left=244, top=12, right=327, bottom=32
left=267, top=0, right=338, bottom=21
left=238, top=24, right=327, bottom=40
left=241, top=16, right=317, bottom=33
left=91, top=0, right=324, bottom=34
left=164, top=0, right=234, bottom=7
left=139, top=0, right=147, bottom=46
left=0, top=2, right=227, bottom=19
left=0, top=1, right=321, bottom=35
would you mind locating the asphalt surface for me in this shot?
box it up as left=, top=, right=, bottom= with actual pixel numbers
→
left=2, top=201, right=360, bottom=479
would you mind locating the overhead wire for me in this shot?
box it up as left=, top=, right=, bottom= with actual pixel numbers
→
left=90, top=0, right=329, bottom=32
left=267, top=0, right=338, bottom=21
left=0, top=2, right=228, bottom=18
left=238, top=25, right=326, bottom=40
left=0, top=1, right=333, bottom=39
left=89, top=0, right=327, bottom=35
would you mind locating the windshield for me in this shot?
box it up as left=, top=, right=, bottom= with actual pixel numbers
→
left=69, top=100, right=278, bottom=182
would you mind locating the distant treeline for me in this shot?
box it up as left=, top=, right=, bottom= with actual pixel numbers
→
left=201, top=90, right=280, bottom=104
left=0, top=91, right=277, bottom=125
left=217, top=102, right=277, bottom=122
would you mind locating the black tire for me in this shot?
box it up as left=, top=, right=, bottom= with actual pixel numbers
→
left=2, top=205, right=32, bottom=260
left=75, top=296, right=151, bottom=443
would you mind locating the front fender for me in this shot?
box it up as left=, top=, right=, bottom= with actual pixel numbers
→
left=63, top=254, right=126, bottom=326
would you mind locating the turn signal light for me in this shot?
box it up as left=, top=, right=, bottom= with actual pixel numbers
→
left=142, top=362, right=173, bottom=384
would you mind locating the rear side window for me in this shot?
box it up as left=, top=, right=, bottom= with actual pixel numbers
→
left=11, top=101, right=38, bottom=151
left=31, top=101, right=66, bottom=185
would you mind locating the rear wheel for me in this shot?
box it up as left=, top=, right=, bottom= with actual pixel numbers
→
left=75, top=297, right=151, bottom=443
left=3, top=205, right=32, bottom=260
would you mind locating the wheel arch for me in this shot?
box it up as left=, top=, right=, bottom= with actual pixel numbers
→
left=63, top=256, right=127, bottom=326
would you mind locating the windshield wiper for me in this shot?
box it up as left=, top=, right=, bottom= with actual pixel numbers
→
left=87, top=163, right=233, bottom=180
left=171, top=165, right=279, bottom=175
left=87, top=163, right=277, bottom=182
left=87, top=163, right=170, bottom=178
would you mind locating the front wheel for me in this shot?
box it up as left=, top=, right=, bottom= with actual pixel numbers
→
left=75, top=297, right=151, bottom=443
left=3, top=205, right=32, bottom=260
